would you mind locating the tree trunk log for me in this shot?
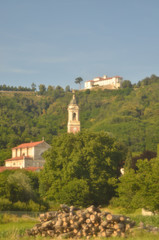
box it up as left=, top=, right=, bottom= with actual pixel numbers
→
left=27, top=205, right=135, bottom=238
left=114, top=223, right=125, bottom=230
left=106, top=214, right=124, bottom=222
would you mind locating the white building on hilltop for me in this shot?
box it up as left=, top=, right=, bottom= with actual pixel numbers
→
left=5, top=140, right=51, bottom=169
left=85, top=75, right=123, bottom=89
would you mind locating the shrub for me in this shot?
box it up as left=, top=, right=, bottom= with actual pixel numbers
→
left=27, top=200, right=40, bottom=212
left=13, top=201, right=27, bottom=211
left=0, top=198, right=12, bottom=211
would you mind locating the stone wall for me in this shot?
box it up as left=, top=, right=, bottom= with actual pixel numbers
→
left=34, top=142, right=51, bottom=160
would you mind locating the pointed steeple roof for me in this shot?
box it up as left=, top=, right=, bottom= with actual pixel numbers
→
left=69, top=90, right=77, bottom=105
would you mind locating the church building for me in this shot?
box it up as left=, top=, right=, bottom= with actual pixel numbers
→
left=5, top=140, right=51, bottom=169
left=67, top=91, right=80, bottom=133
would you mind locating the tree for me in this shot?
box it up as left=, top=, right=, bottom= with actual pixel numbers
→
left=0, top=171, right=35, bottom=203
left=31, top=83, right=36, bottom=92
left=7, top=172, right=35, bottom=202
left=122, top=80, right=132, bottom=88
left=47, top=85, right=55, bottom=95
left=114, top=158, right=159, bottom=212
left=0, top=171, right=11, bottom=198
left=124, top=149, right=133, bottom=170
left=131, top=150, right=157, bottom=170
left=38, top=84, right=46, bottom=95
left=65, top=85, right=71, bottom=92
left=75, top=77, right=83, bottom=89
left=137, top=81, right=141, bottom=87
left=0, top=149, right=11, bottom=166
left=39, top=131, right=126, bottom=206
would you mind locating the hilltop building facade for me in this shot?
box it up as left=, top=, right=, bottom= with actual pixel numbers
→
left=67, top=91, right=80, bottom=133
left=85, top=75, right=123, bottom=89
left=5, top=140, right=51, bottom=169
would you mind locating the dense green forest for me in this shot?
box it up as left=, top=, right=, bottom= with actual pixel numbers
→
left=0, top=74, right=159, bottom=211
left=0, top=75, right=159, bottom=165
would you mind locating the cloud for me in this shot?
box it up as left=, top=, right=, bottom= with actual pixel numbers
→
left=11, top=68, right=37, bottom=74
left=0, top=67, right=38, bottom=74
left=37, top=57, right=71, bottom=64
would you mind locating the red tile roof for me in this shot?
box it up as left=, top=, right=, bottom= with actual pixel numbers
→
left=5, top=156, right=33, bottom=162
left=12, top=141, right=44, bottom=149
left=86, top=76, right=122, bottom=83
left=25, top=167, right=43, bottom=172
left=0, top=166, right=20, bottom=172
left=0, top=166, right=43, bottom=172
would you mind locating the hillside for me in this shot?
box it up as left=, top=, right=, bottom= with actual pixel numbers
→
left=0, top=80, right=159, bottom=164
left=79, top=83, right=159, bottom=153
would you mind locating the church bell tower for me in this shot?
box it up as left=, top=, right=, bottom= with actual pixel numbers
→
left=67, top=91, right=80, bottom=133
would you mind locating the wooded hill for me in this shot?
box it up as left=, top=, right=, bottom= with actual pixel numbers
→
left=0, top=75, right=159, bottom=164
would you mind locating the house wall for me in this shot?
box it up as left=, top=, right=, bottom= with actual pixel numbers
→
left=12, top=149, right=16, bottom=158
left=12, top=147, right=34, bottom=158
left=28, top=147, right=34, bottom=157
left=85, top=81, right=93, bottom=89
left=32, top=160, right=45, bottom=167
left=85, top=76, right=123, bottom=89
left=5, top=159, right=24, bottom=168
left=5, top=158, right=45, bottom=168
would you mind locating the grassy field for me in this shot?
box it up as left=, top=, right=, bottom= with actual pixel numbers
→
left=0, top=210, right=159, bottom=240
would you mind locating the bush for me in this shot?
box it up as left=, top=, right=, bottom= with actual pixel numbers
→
left=0, top=198, right=12, bottom=211
left=26, top=200, right=40, bottom=212
left=13, top=201, right=27, bottom=211
left=12, top=200, right=48, bottom=212
left=85, top=89, right=90, bottom=94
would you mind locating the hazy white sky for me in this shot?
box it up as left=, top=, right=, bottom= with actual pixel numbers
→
left=0, top=0, right=159, bottom=89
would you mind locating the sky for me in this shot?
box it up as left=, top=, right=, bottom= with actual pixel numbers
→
left=0, top=0, right=159, bottom=90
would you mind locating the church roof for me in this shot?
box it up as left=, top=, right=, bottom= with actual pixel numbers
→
left=85, top=75, right=122, bottom=83
left=69, top=92, right=77, bottom=105
left=12, top=141, right=44, bottom=149
left=69, top=97, right=77, bottom=105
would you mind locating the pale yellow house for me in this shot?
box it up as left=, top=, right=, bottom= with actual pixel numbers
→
left=85, top=75, right=123, bottom=89
left=5, top=140, right=51, bottom=169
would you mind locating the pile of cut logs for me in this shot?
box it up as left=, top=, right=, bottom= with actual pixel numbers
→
left=26, top=204, right=135, bottom=238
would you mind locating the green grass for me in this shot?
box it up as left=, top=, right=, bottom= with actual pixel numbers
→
left=0, top=213, right=38, bottom=239
left=104, top=206, right=159, bottom=227
left=130, top=215, right=159, bottom=227
left=0, top=211, right=159, bottom=240
left=0, top=222, right=35, bottom=239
